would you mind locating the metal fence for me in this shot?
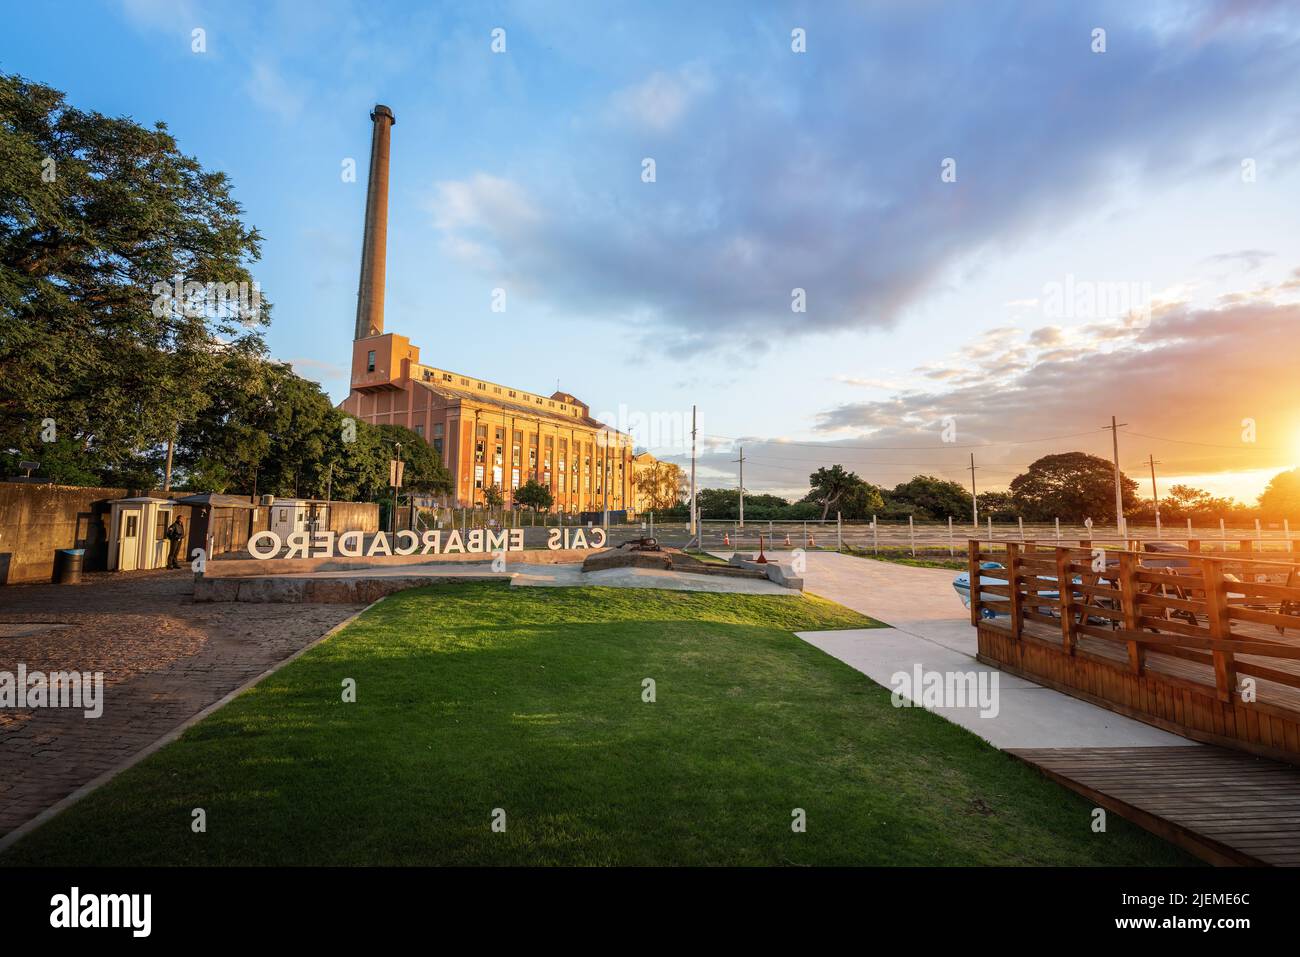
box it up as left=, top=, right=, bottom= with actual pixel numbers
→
left=607, top=515, right=1300, bottom=557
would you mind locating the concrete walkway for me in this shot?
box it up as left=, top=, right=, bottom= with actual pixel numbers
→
left=216, top=560, right=792, bottom=595
left=789, top=552, right=1195, bottom=750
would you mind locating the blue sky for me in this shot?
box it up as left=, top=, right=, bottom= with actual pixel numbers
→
left=5, top=0, right=1300, bottom=500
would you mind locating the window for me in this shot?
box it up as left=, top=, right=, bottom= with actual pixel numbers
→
left=366, top=351, right=376, bottom=373
left=511, top=468, right=520, bottom=489
left=155, top=509, right=170, bottom=540
left=414, top=424, right=423, bottom=438
left=433, top=423, right=444, bottom=438
left=433, top=438, right=443, bottom=456
left=474, top=465, right=484, bottom=489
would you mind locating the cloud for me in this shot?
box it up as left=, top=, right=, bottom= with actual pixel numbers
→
left=425, top=1, right=1300, bottom=351
left=805, top=297, right=1300, bottom=493
left=608, top=65, right=712, bottom=132
left=1202, top=249, right=1276, bottom=272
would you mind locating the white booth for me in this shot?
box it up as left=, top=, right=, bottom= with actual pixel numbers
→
left=107, top=496, right=177, bottom=571
left=268, top=499, right=329, bottom=539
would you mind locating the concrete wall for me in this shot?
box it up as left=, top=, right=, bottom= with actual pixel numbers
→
left=0, top=483, right=124, bottom=584
left=328, top=501, right=379, bottom=534
left=0, top=483, right=380, bottom=585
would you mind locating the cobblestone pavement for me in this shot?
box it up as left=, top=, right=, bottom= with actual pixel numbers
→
left=0, top=569, right=363, bottom=837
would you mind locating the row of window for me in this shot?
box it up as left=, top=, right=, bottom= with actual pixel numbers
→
left=421, top=369, right=584, bottom=416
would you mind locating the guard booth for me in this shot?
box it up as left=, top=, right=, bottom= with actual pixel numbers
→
left=107, top=496, right=181, bottom=571
left=268, top=499, right=330, bottom=539
left=174, top=493, right=259, bottom=558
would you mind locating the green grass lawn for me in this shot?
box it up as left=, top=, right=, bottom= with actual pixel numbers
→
left=2, top=582, right=1192, bottom=866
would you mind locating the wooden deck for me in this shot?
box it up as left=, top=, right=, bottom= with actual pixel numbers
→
left=970, top=541, right=1300, bottom=762
left=1010, top=746, right=1300, bottom=866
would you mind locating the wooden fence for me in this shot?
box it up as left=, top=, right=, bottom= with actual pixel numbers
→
left=968, top=539, right=1300, bottom=763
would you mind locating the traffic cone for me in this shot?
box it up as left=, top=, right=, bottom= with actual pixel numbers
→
left=808, top=533, right=816, bottom=547
left=724, top=532, right=731, bottom=547
left=784, top=532, right=791, bottom=546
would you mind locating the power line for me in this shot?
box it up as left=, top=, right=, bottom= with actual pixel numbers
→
left=696, top=427, right=1111, bottom=452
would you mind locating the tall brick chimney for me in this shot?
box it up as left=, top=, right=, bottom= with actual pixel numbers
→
left=354, top=104, right=396, bottom=340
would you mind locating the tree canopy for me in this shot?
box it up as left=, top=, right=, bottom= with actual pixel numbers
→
left=1009, top=452, right=1138, bottom=522
left=1, top=71, right=267, bottom=485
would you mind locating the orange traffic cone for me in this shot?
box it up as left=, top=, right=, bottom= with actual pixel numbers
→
left=724, top=532, right=731, bottom=547
left=808, top=533, right=816, bottom=546
left=784, top=532, right=791, bottom=546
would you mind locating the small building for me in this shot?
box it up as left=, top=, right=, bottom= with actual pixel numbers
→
left=173, top=493, right=260, bottom=558
left=107, top=497, right=181, bottom=571
left=268, top=499, right=330, bottom=539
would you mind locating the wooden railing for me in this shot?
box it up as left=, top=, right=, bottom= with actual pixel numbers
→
left=968, top=540, right=1300, bottom=707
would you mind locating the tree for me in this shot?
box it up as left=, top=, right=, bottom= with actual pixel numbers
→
left=1009, top=452, right=1138, bottom=522
left=515, top=479, right=553, bottom=522
left=1259, top=468, right=1300, bottom=520
left=633, top=459, right=684, bottom=511
left=807, top=465, right=865, bottom=521
left=976, top=490, right=1020, bottom=522
left=375, top=424, right=452, bottom=496
left=886, top=474, right=968, bottom=520
left=484, top=484, right=504, bottom=511
left=1, top=72, right=268, bottom=484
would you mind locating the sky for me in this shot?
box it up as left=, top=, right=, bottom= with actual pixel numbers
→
left=4, top=0, right=1300, bottom=502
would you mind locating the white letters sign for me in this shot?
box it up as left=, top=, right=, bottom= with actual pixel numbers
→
left=247, top=527, right=607, bottom=560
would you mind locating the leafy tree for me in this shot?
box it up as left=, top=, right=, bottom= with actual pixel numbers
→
left=807, top=464, right=865, bottom=521
left=375, top=424, right=451, bottom=496
left=1259, top=468, right=1300, bottom=520
left=484, top=484, right=504, bottom=511
left=515, top=478, right=553, bottom=522
left=976, top=490, right=1020, bottom=523
left=0, top=72, right=267, bottom=483
left=1009, top=452, right=1138, bottom=522
left=885, top=474, right=968, bottom=520
left=633, top=459, right=683, bottom=511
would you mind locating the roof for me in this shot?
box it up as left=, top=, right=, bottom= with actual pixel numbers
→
left=174, top=493, right=259, bottom=508
left=111, top=496, right=176, bottom=504
left=414, top=380, right=628, bottom=437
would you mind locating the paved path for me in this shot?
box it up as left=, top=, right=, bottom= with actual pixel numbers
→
left=789, top=552, right=1194, bottom=750
left=0, top=570, right=362, bottom=837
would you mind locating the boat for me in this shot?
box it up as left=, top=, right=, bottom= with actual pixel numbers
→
left=954, top=561, right=1066, bottom=619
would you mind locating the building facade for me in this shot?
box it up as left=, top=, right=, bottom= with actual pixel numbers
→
left=341, top=332, right=636, bottom=513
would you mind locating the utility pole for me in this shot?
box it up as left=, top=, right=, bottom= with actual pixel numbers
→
left=1148, top=453, right=1161, bottom=533
left=1103, top=416, right=1129, bottom=536
left=733, top=445, right=745, bottom=528
left=689, top=405, right=698, bottom=537
left=601, top=432, right=609, bottom=530
left=163, top=434, right=175, bottom=492
left=389, top=441, right=403, bottom=535
left=968, top=453, right=979, bottom=529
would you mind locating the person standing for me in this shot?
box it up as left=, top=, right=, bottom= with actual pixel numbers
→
left=165, top=514, right=186, bottom=569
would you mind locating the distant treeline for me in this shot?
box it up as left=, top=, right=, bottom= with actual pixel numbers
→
left=666, top=453, right=1300, bottom=524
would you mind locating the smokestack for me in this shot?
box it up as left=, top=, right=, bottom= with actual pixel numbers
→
left=354, top=104, right=396, bottom=340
